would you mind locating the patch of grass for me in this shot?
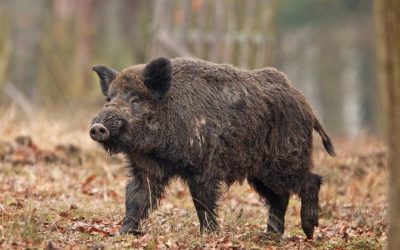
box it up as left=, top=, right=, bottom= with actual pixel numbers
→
left=5, top=208, right=43, bottom=243
left=344, top=239, right=381, bottom=250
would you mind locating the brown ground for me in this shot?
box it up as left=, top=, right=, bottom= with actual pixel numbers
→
left=0, top=109, right=387, bottom=249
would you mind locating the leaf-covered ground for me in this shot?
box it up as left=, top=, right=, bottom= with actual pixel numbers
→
left=0, top=112, right=387, bottom=249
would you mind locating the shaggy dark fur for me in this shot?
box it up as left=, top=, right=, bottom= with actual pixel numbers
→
left=90, top=57, right=335, bottom=239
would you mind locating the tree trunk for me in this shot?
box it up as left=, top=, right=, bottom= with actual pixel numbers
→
left=375, top=1, right=400, bottom=249
left=73, top=0, right=93, bottom=96
left=9, top=0, right=45, bottom=107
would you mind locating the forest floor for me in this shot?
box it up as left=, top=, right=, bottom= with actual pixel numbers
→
left=0, top=110, right=387, bottom=249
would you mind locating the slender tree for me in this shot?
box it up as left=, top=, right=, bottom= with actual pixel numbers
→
left=9, top=0, right=45, bottom=106
left=375, top=1, right=400, bottom=249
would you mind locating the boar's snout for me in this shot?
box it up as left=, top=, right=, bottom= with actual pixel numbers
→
left=90, top=123, right=110, bottom=142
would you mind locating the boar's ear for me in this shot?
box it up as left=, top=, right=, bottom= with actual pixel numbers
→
left=143, top=57, right=172, bottom=100
left=92, top=66, right=118, bottom=96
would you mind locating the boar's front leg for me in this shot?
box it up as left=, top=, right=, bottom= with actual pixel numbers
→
left=187, top=177, right=220, bottom=233
left=119, top=174, right=169, bottom=235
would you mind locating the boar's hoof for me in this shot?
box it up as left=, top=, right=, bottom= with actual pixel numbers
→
left=301, top=221, right=316, bottom=239
left=119, top=224, right=143, bottom=236
left=200, top=222, right=220, bottom=234
left=301, top=208, right=318, bottom=239
left=265, top=232, right=283, bottom=242
left=119, top=219, right=143, bottom=236
left=267, top=219, right=285, bottom=235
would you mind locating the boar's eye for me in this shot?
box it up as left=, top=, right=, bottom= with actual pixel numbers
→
left=106, top=97, right=111, bottom=102
left=129, top=96, right=141, bottom=104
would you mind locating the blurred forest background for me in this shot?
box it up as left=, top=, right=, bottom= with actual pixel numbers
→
left=0, top=0, right=375, bottom=136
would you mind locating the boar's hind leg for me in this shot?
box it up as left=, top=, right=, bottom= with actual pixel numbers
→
left=298, top=172, right=322, bottom=239
left=248, top=178, right=289, bottom=235
left=187, top=178, right=220, bottom=233
left=119, top=175, right=169, bottom=235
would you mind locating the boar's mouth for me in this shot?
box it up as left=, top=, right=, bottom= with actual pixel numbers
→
left=90, top=116, right=133, bottom=154
left=98, top=138, right=131, bottom=155
left=101, top=141, right=122, bottom=155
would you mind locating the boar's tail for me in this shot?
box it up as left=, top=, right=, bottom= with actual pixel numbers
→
left=313, top=118, right=336, bottom=156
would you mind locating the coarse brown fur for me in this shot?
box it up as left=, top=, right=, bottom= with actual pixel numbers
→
left=90, top=57, right=335, bottom=239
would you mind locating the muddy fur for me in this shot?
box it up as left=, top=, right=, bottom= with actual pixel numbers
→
left=90, top=57, right=335, bottom=239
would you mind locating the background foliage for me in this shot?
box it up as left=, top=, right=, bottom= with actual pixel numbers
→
left=0, top=0, right=376, bottom=136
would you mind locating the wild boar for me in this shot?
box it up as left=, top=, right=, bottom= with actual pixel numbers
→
left=90, top=57, right=335, bottom=239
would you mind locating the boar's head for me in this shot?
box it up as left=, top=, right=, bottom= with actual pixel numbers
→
left=90, top=57, right=172, bottom=154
